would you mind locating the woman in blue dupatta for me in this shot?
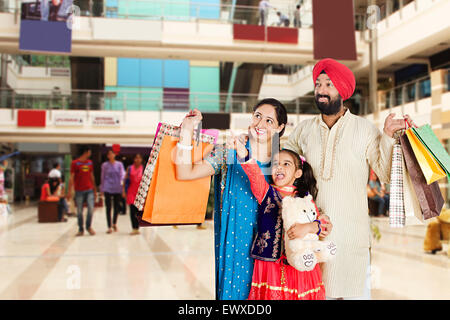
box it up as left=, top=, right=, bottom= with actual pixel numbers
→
left=175, top=99, right=288, bottom=300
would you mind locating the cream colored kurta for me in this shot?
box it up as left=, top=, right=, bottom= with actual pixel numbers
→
left=283, top=110, right=395, bottom=298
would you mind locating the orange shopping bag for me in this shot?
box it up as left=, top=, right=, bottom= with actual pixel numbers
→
left=134, top=123, right=216, bottom=226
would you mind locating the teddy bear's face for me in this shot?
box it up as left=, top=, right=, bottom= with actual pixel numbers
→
left=302, top=205, right=317, bottom=223
left=282, top=195, right=318, bottom=225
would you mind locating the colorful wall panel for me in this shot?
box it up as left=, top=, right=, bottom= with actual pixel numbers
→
left=105, top=0, right=118, bottom=17
left=267, top=27, right=298, bottom=44
left=140, top=59, right=163, bottom=87
left=163, top=88, right=190, bottom=110
left=190, top=0, right=221, bottom=19
left=233, top=24, right=265, bottom=41
left=104, top=57, right=117, bottom=87
left=105, top=86, right=163, bottom=111
left=117, top=58, right=164, bottom=88
left=233, top=25, right=299, bottom=44
left=190, top=65, right=220, bottom=111
left=163, top=60, right=190, bottom=89
left=164, top=0, right=190, bottom=21
left=103, top=1, right=223, bottom=112
left=117, top=58, right=140, bottom=87
left=117, top=0, right=161, bottom=18
left=113, top=0, right=190, bottom=20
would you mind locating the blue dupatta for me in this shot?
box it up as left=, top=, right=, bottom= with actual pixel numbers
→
left=213, top=142, right=271, bottom=300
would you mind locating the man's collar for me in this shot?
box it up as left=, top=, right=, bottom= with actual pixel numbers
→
left=317, top=107, right=350, bottom=129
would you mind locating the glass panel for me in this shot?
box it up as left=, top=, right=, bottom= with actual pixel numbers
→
left=299, top=96, right=318, bottom=114
left=394, top=87, right=402, bottom=106
left=446, top=69, right=450, bottom=91
left=405, top=83, right=416, bottom=103
left=0, top=87, right=368, bottom=116
left=283, top=101, right=297, bottom=114
left=385, top=91, right=391, bottom=109
left=418, top=78, right=431, bottom=99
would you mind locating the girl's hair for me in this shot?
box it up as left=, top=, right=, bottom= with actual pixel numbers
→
left=280, top=149, right=318, bottom=200
left=253, top=98, right=288, bottom=137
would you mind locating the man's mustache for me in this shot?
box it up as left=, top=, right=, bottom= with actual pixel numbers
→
left=315, top=94, right=331, bottom=102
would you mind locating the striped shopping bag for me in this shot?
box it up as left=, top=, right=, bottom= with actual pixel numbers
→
left=389, top=140, right=405, bottom=227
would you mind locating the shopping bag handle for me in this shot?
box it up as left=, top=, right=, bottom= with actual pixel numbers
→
left=404, top=117, right=415, bottom=129
left=405, top=118, right=411, bottom=129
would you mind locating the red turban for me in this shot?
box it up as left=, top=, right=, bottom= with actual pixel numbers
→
left=312, top=58, right=356, bottom=101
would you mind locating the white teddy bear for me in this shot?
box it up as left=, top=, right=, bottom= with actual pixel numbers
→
left=282, top=195, right=337, bottom=272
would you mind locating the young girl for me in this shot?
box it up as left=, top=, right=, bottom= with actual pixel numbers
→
left=233, top=142, right=331, bottom=300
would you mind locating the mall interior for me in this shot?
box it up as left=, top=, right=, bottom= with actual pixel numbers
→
left=0, top=0, right=449, bottom=300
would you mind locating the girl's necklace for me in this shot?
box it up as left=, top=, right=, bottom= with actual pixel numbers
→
left=273, top=185, right=296, bottom=194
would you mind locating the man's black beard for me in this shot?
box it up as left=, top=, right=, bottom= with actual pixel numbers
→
left=314, top=94, right=342, bottom=115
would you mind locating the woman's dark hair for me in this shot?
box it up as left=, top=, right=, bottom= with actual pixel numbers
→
left=253, top=98, right=288, bottom=137
left=49, top=177, right=59, bottom=194
left=280, top=149, right=318, bottom=200
left=107, top=149, right=117, bottom=161
left=134, top=153, right=143, bottom=160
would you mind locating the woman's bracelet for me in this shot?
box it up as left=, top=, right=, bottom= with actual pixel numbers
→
left=236, top=150, right=250, bottom=163
left=313, top=219, right=321, bottom=236
left=177, top=142, right=193, bottom=151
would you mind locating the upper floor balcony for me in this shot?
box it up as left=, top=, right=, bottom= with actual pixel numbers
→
left=0, top=0, right=370, bottom=64
left=260, top=0, right=450, bottom=97
left=0, top=68, right=448, bottom=143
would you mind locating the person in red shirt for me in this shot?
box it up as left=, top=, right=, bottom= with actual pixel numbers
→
left=67, top=146, right=98, bottom=236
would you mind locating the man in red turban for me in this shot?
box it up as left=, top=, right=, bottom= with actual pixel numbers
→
left=284, top=58, right=417, bottom=300
left=312, top=58, right=356, bottom=117
left=313, top=58, right=356, bottom=100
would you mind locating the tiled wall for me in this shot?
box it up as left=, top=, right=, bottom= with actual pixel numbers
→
left=104, top=57, right=220, bottom=111
left=103, top=1, right=221, bottom=111
left=106, top=0, right=220, bottom=20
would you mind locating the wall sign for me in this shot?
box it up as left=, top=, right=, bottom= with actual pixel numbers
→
left=17, top=110, right=46, bottom=127
left=92, top=115, right=121, bottom=127
left=54, top=113, right=84, bottom=126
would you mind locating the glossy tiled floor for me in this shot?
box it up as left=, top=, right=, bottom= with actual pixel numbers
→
left=0, top=204, right=448, bottom=300
left=370, top=216, right=449, bottom=300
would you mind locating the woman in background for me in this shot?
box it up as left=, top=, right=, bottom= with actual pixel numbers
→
left=101, top=149, right=125, bottom=234
left=123, top=153, right=144, bottom=235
